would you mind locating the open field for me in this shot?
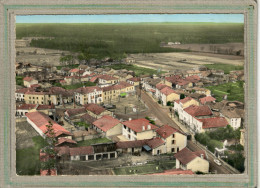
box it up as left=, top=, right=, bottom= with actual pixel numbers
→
left=204, top=64, right=244, bottom=74
left=206, top=81, right=244, bottom=102
left=16, top=23, right=243, bottom=60
left=76, top=138, right=112, bottom=147
left=163, top=43, right=244, bottom=56
left=129, top=52, right=244, bottom=72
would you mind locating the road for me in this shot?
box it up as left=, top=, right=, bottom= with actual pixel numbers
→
left=139, top=89, right=238, bottom=174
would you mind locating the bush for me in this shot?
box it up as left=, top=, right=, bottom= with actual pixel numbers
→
left=158, top=100, right=162, bottom=104
left=223, top=152, right=245, bottom=173
left=167, top=101, right=172, bottom=106
left=180, top=94, right=185, bottom=99
left=195, top=133, right=223, bottom=153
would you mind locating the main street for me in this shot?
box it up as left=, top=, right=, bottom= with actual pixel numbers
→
left=139, top=89, right=239, bottom=174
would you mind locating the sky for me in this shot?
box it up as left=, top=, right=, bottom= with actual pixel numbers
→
left=16, top=14, right=244, bottom=23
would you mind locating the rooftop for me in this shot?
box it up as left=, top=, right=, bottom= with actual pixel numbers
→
left=122, top=118, right=158, bottom=133
left=93, top=115, right=121, bottom=132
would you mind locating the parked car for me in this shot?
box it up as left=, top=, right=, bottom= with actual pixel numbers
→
left=214, top=159, right=222, bottom=166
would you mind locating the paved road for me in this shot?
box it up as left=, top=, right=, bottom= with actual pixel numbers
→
left=139, top=89, right=238, bottom=174
left=140, top=89, right=179, bottom=129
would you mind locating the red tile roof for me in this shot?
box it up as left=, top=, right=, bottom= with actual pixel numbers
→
left=174, top=147, right=199, bottom=165
left=180, top=97, right=194, bottom=104
left=16, top=87, right=34, bottom=94
left=118, top=81, right=132, bottom=87
left=185, top=75, right=200, bottom=83
left=75, top=86, right=101, bottom=94
left=30, top=84, right=40, bottom=88
left=122, top=118, right=158, bottom=133
left=69, top=68, right=80, bottom=73
left=177, top=80, right=191, bottom=86
left=23, top=76, right=35, bottom=82
left=149, top=169, right=194, bottom=175
left=85, top=103, right=105, bottom=115
left=99, top=74, right=118, bottom=81
left=36, top=104, right=55, bottom=110
left=55, top=146, right=70, bottom=156
left=16, top=103, right=37, bottom=110
left=116, top=139, right=149, bottom=149
left=55, top=138, right=77, bottom=146
left=165, top=75, right=182, bottom=84
left=156, top=83, right=169, bottom=90
left=184, top=105, right=212, bottom=117
left=156, top=125, right=181, bottom=139
left=160, top=87, right=177, bottom=96
left=127, top=77, right=141, bottom=82
left=200, top=96, right=216, bottom=105
left=146, top=137, right=165, bottom=149
left=26, top=111, right=72, bottom=137
left=65, top=108, right=86, bottom=117
left=93, top=115, right=121, bottom=132
left=198, top=117, right=228, bottom=129
left=25, top=91, right=47, bottom=95
left=81, top=113, right=97, bottom=124
left=69, top=146, right=94, bottom=156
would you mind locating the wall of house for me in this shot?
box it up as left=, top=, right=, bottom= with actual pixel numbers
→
left=24, top=94, right=47, bottom=105
left=176, top=159, right=180, bottom=169
left=165, top=132, right=187, bottom=153
left=122, top=125, right=137, bottom=140
left=182, top=99, right=199, bottom=109
left=106, top=123, right=122, bottom=137
left=152, top=144, right=166, bottom=155
left=230, top=117, right=241, bottom=130
left=187, top=157, right=209, bottom=173
left=137, top=130, right=157, bottom=140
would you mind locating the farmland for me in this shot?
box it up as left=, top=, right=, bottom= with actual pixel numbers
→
left=16, top=23, right=244, bottom=60
left=206, top=81, right=244, bottom=102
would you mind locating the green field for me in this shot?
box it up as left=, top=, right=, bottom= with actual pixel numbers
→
left=16, top=136, right=47, bottom=175
left=206, top=81, right=244, bottom=102
left=113, top=160, right=176, bottom=175
left=74, top=121, right=89, bottom=129
left=16, top=76, right=24, bottom=86
left=56, top=64, right=79, bottom=70
left=204, top=64, right=244, bottom=74
left=16, top=23, right=244, bottom=60
left=54, top=82, right=96, bottom=90
left=106, top=64, right=164, bottom=76
left=76, top=137, right=112, bottom=147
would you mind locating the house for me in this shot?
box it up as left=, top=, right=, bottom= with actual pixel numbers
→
left=16, top=104, right=37, bottom=117
left=127, top=77, right=141, bottom=87
left=220, top=102, right=244, bottom=130
left=15, top=87, right=34, bottom=101
left=23, top=77, right=38, bottom=87
left=174, top=97, right=199, bottom=117
left=65, top=108, right=86, bottom=119
left=74, top=86, right=103, bottom=105
left=36, top=104, right=56, bottom=116
left=85, top=103, right=112, bottom=119
left=199, top=96, right=216, bottom=105
left=122, top=118, right=158, bottom=140
left=155, top=83, right=170, bottom=99
left=156, top=125, right=187, bottom=153
left=142, top=78, right=162, bottom=94
left=98, top=75, right=119, bottom=86
left=181, top=105, right=212, bottom=132
left=165, top=75, right=182, bottom=88
left=55, top=137, right=77, bottom=147
left=184, top=75, right=200, bottom=86
left=197, top=117, right=228, bottom=132
left=25, top=111, right=72, bottom=139
left=56, top=142, right=118, bottom=161
left=80, top=113, right=97, bottom=125
left=176, top=80, right=193, bottom=89
left=92, top=115, right=122, bottom=137
left=116, top=137, right=166, bottom=155
left=69, top=68, right=80, bottom=76
left=174, top=147, right=209, bottom=173
left=160, top=87, right=180, bottom=106
left=24, top=91, right=49, bottom=105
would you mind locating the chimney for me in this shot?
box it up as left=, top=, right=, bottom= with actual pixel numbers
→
left=147, top=124, right=151, bottom=130
left=142, top=126, right=145, bottom=131
left=200, top=154, right=204, bottom=159
left=129, top=118, right=132, bottom=121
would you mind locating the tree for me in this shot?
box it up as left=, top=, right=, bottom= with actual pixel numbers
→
left=41, top=121, right=58, bottom=175
left=180, top=94, right=185, bottom=99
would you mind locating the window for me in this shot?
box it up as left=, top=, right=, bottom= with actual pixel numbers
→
left=172, top=134, right=175, bottom=138
left=37, top=97, right=38, bottom=99
left=172, top=140, right=175, bottom=144
left=124, top=125, right=126, bottom=129
left=29, top=97, right=31, bottom=99
left=171, top=148, right=175, bottom=153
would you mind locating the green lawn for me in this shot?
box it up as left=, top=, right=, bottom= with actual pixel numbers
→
left=74, top=121, right=89, bottom=129
left=76, top=137, right=112, bottom=147
left=61, top=82, right=96, bottom=90
left=16, top=136, right=47, bottom=175
left=204, top=64, right=244, bottom=74
left=106, top=64, right=165, bottom=76
left=206, top=81, right=244, bottom=102
left=16, top=76, right=24, bottom=86
left=114, top=160, right=176, bottom=175
left=56, top=64, right=79, bottom=70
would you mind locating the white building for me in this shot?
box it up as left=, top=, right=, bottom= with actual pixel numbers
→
left=74, top=86, right=103, bottom=105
